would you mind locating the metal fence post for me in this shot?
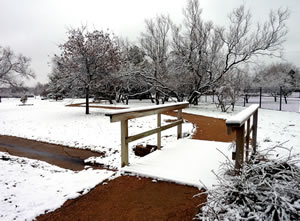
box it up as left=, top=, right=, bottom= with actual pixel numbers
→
left=279, top=86, right=282, bottom=111
left=259, top=87, right=262, bottom=108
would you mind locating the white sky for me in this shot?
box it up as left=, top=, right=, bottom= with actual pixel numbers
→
left=0, top=0, right=299, bottom=86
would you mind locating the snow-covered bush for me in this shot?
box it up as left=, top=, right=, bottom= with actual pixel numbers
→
left=20, top=95, right=28, bottom=104
left=215, top=85, right=236, bottom=112
left=195, top=146, right=300, bottom=220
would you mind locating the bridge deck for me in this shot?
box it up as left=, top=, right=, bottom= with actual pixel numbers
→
left=122, top=139, right=231, bottom=189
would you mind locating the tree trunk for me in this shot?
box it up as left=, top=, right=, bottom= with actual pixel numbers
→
left=85, top=86, right=89, bottom=115
left=188, top=92, right=198, bottom=104
left=284, top=96, right=287, bottom=104
left=155, top=91, right=160, bottom=105
left=150, top=93, right=155, bottom=103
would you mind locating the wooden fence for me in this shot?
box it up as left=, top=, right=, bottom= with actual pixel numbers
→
left=226, top=104, right=259, bottom=170
left=105, top=102, right=189, bottom=167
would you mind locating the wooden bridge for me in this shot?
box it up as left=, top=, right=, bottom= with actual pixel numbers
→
left=106, top=103, right=259, bottom=186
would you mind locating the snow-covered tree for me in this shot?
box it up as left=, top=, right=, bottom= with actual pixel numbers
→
left=253, top=62, right=299, bottom=103
left=215, top=69, right=247, bottom=112
left=0, top=46, right=35, bottom=87
left=139, top=15, right=174, bottom=104
left=54, top=26, right=121, bottom=114
left=171, top=0, right=289, bottom=104
left=114, top=40, right=150, bottom=104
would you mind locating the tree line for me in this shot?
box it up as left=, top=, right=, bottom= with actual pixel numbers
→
left=1, top=0, right=293, bottom=114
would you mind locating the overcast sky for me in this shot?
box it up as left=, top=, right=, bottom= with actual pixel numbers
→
left=1, top=0, right=299, bottom=86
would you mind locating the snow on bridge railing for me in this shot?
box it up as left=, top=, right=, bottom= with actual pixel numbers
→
left=226, top=104, right=259, bottom=171
left=105, top=102, right=189, bottom=167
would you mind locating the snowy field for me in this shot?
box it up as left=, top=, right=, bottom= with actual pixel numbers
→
left=0, top=98, right=300, bottom=220
left=198, top=92, right=300, bottom=112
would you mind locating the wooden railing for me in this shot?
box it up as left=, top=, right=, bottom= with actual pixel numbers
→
left=105, top=102, right=189, bottom=167
left=226, top=104, right=259, bottom=170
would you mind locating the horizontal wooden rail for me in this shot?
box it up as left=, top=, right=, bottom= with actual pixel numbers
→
left=105, top=102, right=189, bottom=167
left=126, top=119, right=183, bottom=143
left=226, top=104, right=259, bottom=127
left=106, top=102, right=189, bottom=123
left=226, top=104, right=259, bottom=171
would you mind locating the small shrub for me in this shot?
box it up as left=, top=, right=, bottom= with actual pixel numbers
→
left=195, top=146, right=300, bottom=220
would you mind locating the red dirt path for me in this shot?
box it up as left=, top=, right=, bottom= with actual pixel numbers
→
left=37, top=176, right=206, bottom=221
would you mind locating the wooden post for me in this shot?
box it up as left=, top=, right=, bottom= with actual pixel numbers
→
left=177, top=109, right=182, bottom=139
left=157, top=113, right=161, bottom=150
left=121, top=120, right=129, bottom=167
left=259, top=87, right=262, bottom=108
left=252, top=110, right=258, bottom=153
left=245, top=119, right=250, bottom=162
left=235, top=125, right=245, bottom=171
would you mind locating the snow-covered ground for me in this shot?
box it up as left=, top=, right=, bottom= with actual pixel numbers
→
left=197, top=93, right=300, bottom=112
left=0, top=98, right=299, bottom=220
left=0, top=152, right=114, bottom=221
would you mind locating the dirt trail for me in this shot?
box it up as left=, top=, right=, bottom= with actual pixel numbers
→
left=0, top=135, right=103, bottom=171
left=37, top=176, right=206, bottom=221
left=164, top=111, right=235, bottom=142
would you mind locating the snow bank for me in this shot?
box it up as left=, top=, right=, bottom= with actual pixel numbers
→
left=0, top=152, right=114, bottom=221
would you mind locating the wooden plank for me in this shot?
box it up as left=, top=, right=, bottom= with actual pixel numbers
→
left=106, top=102, right=189, bottom=122
left=245, top=119, right=250, bottom=162
left=157, top=113, right=161, bottom=150
left=252, top=110, right=258, bottom=153
left=177, top=109, right=182, bottom=139
left=235, top=125, right=245, bottom=171
left=126, top=119, right=183, bottom=143
left=121, top=120, right=128, bottom=167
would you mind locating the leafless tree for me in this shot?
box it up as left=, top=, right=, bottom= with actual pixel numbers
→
left=139, top=15, right=175, bottom=104
left=54, top=26, right=121, bottom=114
left=171, top=0, right=289, bottom=104
left=253, top=62, right=299, bottom=103
left=0, top=46, right=35, bottom=87
left=113, top=39, right=149, bottom=104
left=215, top=68, right=247, bottom=112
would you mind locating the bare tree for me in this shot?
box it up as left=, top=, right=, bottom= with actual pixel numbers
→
left=253, top=62, right=299, bottom=103
left=139, top=15, right=174, bottom=104
left=171, top=0, right=289, bottom=104
left=215, top=68, right=247, bottom=112
left=54, top=26, right=121, bottom=114
left=113, top=39, right=149, bottom=104
left=0, top=46, right=35, bottom=87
